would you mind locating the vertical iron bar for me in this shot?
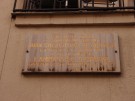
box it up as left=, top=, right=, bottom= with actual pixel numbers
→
left=25, top=0, right=28, bottom=9
left=134, top=0, right=135, bottom=10
left=122, top=0, right=124, bottom=8
left=107, top=0, right=109, bottom=8
left=13, top=0, right=17, bottom=11
left=119, top=0, right=121, bottom=7
left=26, top=0, right=29, bottom=9
left=29, top=0, right=32, bottom=9
left=29, top=0, right=31, bottom=9
left=27, top=0, right=30, bottom=9
left=53, top=0, right=56, bottom=8
left=92, top=0, right=94, bottom=8
left=31, top=0, right=33, bottom=9
left=23, top=0, right=26, bottom=9
left=113, top=1, right=114, bottom=7
left=39, top=0, right=42, bottom=9
left=79, top=0, right=82, bottom=8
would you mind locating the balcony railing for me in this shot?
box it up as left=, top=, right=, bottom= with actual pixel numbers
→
left=13, top=0, right=135, bottom=12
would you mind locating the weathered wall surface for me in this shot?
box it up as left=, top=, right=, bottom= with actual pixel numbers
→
left=0, top=1, right=135, bottom=101
left=0, top=0, right=13, bottom=78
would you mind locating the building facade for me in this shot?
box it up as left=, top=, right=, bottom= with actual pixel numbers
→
left=0, top=0, right=135, bottom=101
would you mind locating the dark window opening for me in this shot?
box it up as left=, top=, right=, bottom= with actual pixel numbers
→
left=41, top=0, right=78, bottom=9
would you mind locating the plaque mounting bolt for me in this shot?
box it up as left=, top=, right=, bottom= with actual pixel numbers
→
left=26, top=50, right=29, bottom=53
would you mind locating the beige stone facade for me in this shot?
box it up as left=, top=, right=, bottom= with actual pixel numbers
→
left=0, top=0, right=135, bottom=101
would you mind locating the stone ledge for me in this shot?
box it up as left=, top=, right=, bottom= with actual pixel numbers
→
left=13, top=12, right=135, bottom=26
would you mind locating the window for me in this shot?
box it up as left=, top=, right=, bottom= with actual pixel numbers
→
left=13, top=0, right=135, bottom=13
left=24, top=0, right=118, bottom=9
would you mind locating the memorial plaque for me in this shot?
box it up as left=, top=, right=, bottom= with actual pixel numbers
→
left=23, top=33, right=120, bottom=74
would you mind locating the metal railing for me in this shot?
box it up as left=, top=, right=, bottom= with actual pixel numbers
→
left=13, top=0, right=135, bottom=12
